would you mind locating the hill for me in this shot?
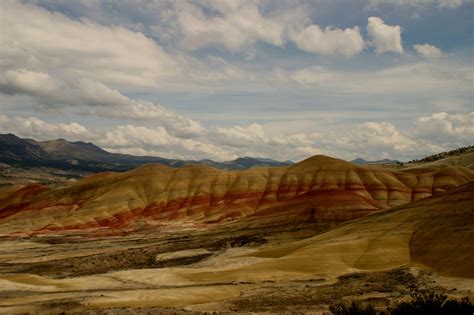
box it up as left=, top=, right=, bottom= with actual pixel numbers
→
left=0, top=134, right=50, bottom=162
left=408, top=145, right=474, bottom=164
left=0, top=133, right=291, bottom=174
left=1, top=154, right=473, bottom=237
left=403, top=151, right=474, bottom=171
left=248, top=181, right=474, bottom=279
left=0, top=179, right=472, bottom=313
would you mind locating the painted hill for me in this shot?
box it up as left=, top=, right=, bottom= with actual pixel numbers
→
left=1, top=181, right=472, bottom=313
left=245, top=181, right=474, bottom=279
left=1, top=154, right=473, bottom=236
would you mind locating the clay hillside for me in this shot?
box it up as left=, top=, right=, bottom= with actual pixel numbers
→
left=0, top=173, right=473, bottom=313
left=1, top=154, right=473, bottom=237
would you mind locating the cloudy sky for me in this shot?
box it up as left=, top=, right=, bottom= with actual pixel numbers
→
left=0, top=0, right=472, bottom=162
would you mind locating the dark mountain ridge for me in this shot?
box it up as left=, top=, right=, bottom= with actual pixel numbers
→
left=0, top=133, right=291, bottom=172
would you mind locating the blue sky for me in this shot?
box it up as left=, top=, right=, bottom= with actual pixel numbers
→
left=0, top=0, right=472, bottom=161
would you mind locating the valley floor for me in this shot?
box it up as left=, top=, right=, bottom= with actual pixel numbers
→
left=0, top=220, right=472, bottom=314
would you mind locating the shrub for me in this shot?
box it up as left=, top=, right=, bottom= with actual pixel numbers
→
left=390, top=290, right=474, bottom=315
left=329, top=291, right=473, bottom=315
left=439, top=297, right=473, bottom=315
left=329, top=301, right=377, bottom=315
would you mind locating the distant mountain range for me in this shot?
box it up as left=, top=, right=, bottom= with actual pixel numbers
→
left=0, top=133, right=292, bottom=172
left=351, top=157, right=401, bottom=165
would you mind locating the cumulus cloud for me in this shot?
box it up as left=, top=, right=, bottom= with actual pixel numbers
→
left=367, top=17, right=404, bottom=54
left=0, top=1, right=205, bottom=139
left=0, top=0, right=285, bottom=94
left=0, top=70, right=128, bottom=108
left=288, top=25, right=365, bottom=57
left=0, top=1, right=471, bottom=163
left=216, top=124, right=266, bottom=147
left=337, top=121, right=416, bottom=153
left=0, top=115, right=94, bottom=141
left=414, top=44, right=443, bottom=58
left=212, top=114, right=473, bottom=162
left=0, top=69, right=62, bottom=99
left=99, top=125, right=236, bottom=161
left=175, top=0, right=284, bottom=52
left=94, top=100, right=204, bottom=138
left=71, top=79, right=131, bottom=107
left=158, top=0, right=364, bottom=58
left=0, top=0, right=180, bottom=89
left=1, top=112, right=472, bottom=162
left=0, top=68, right=203, bottom=138
left=415, top=112, right=474, bottom=146
left=330, top=112, right=473, bottom=161
left=0, top=113, right=228, bottom=160
left=101, top=125, right=176, bottom=148
left=213, top=123, right=323, bottom=161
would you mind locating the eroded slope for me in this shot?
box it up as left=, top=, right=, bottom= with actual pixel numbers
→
left=1, top=155, right=473, bottom=236
left=0, top=182, right=473, bottom=313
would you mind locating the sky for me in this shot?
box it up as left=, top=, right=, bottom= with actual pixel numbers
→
left=0, top=0, right=473, bottom=162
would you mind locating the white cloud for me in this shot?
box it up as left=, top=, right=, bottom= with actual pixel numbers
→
left=0, top=68, right=204, bottom=138
left=0, top=0, right=180, bottom=89
left=0, top=69, right=61, bottom=98
left=171, top=1, right=364, bottom=58
left=438, top=0, right=463, bottom=7
left=0, top=1, right=471, bottom=164
left=216, top=123, right=266, bottom=147
left=0, top=1, right=204, bottom=138
left=0, top=113, right=229, bottom=160
left=367, top=17, right=404, bottom=54
left=366, top=0, right=463, bottom=9
left=289, top=25, right=365, bottom=57
left=100, top=124, right=235, bottom=161
left=175, top=0, right=284, bottom=52
left=0, top=115, right=94, bottom=141
left=101, top=125, right=176, bottom=148
left=415, top=112, right=474, bottom=146
left=95, top=100, right=204, bottom=138
left=213, top=123, right=323, bottom=161
left=288, top=61, right=473, bottom=94
left=289, top=66, right=340, bottom=86
left=414, top=43, right=443, bottom=58
left=1, top=112, right=472, bottom=162
left=71, top=79, right=131, bottom=107
left=336, top=122, right=419, bottom=159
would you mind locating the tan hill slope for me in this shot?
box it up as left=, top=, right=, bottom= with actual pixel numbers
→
left=0, top=183, right=474, bottom=313
left=0, top=155, right=473, bottom=236
left=403, top=152, right=474, bottom=172
left=0, top=181, right=472, bottom=313
left=189, top=181, right=474, bottom=285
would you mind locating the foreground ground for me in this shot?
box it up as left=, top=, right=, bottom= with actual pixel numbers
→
left=1, top=153, right=473, bottom=313
left=1, top=182, right=473, bottom=313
